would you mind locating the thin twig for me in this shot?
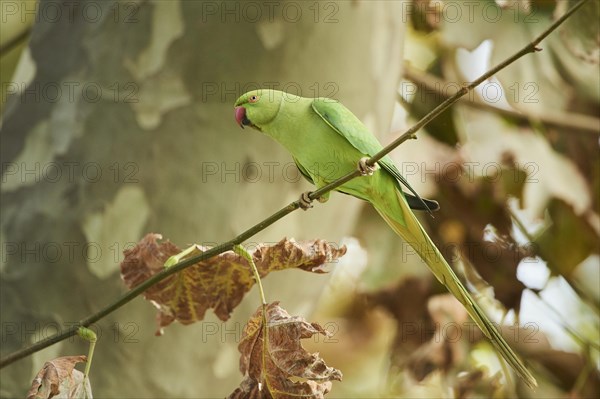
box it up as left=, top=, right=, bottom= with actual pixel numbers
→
left=234, top=245, right=270, bottom=392
left=76, top=327, right=97, bottom=379
left=403, top=65, right=600, bottom=135
left=234, top=245, right=267, bottom=306
left=0, top=0, right=588, bottom=370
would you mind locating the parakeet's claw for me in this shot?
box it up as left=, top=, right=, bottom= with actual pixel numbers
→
left=357, top=157, right=376, bottom=176
left=317, top=191, right=330, bottom=203
left=299, top=191, right=314, bottom=210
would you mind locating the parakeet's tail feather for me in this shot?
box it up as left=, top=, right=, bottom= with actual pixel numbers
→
left=374, top=188, right=537, bottom=389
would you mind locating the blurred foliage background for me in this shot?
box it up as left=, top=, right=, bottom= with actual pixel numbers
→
left=1, top=0, right=598, bottom=398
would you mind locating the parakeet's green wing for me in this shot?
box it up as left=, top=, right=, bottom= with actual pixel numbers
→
left=292, top=156, right=314, bottom=184
left=311, top=98, right=438, bottom=212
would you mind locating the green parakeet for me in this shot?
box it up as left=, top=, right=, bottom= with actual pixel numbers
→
left=234, top=89, right=536, bottom=388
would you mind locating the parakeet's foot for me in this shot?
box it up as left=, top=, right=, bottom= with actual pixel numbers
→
left=357, top=157, right=376, bottom=176
left=299, top=191, right=314, bottom=210
left=317, top=191, right=330, bottom=203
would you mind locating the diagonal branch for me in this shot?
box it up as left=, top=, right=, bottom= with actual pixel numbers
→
left=0, top=0, right=589, bottom=370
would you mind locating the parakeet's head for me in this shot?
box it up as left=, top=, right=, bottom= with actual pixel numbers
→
left=234, top=89, right=285, bottom=130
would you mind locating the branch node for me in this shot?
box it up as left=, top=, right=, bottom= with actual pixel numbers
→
left=299, top=191, right=314, bottom=210
left=357, top=157, right=376, bottom=176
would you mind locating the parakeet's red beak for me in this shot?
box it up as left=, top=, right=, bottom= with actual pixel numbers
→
left=235, top=106, right=248, bottom=128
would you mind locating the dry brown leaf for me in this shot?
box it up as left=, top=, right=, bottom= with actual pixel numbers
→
left=120, top=234, right=346, bottom=335
left=453, top=368, right=503, bottom=399
left=229, top=302, right=342, bottom=399
left=432, top=161, right=529, bottom=311
left=366, top=277, right=437, bottom=367
left=364, top=279, right=477, bottom=382
left=529, top=349, right=600, bottom=398
left=406, top=294, right=472, bottom=382
left=26, top=355, right=87, bottom=399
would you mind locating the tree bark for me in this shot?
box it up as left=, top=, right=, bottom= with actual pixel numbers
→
left=0, top=0, right=406, bottom=396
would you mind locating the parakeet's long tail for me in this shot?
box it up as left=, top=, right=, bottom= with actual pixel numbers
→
left=374, top=188, right=537, bottom=389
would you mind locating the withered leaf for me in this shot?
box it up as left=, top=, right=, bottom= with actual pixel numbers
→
left=432, top=160, right=529, bottom=311
left=464, top=235, right=530, bottom=313
left=367, top=277, right=437, bottom=367
left=229, top=302, right=342, bottom=399
left=120, top=234, right=346, bottom=335
left=26, top=355, right=88, bottom=399
left=453, top=369, right=503, bottom=399
left=405, top=294, right=471, bottom=382
left=529, top=349, right=600, bottom=398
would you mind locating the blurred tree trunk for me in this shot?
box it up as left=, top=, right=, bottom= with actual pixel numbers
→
left=0, top=0, right=406, bottom=396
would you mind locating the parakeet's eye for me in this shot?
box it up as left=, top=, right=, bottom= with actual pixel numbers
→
left=249, top=95, right=259, bottom=103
